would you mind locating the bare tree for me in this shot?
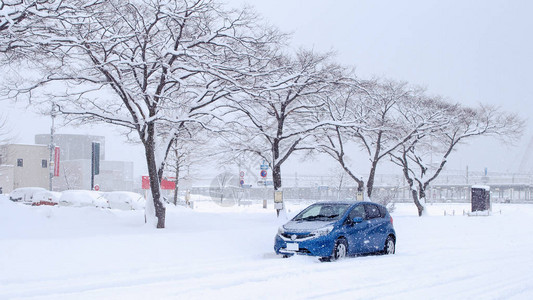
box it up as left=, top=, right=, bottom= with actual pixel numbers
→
left=208, top=171, right=239, bottom=205
left=220, top=50, right=343, bottom=190
left=0, top=1, right=101, bottom=54
left=391, top=103, right=524, bottom=216
left=313, top=82, right=366, bottom=193
left=1, top=0, right=48, bottom=52
left=6, top=0, right=283, bottom=228
left=316, top=79, right=435, bottom=199
left=0, top=113, right=13, bottom=144
left=165, top=124, right=208, bottom=205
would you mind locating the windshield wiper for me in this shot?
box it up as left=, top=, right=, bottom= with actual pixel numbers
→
left=301, top=214, right=338, bottom=221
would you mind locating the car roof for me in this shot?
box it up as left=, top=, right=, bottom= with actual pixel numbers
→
left=313, top=201, right=359, bottom=206
left=313, top=201, right=383, bottom=207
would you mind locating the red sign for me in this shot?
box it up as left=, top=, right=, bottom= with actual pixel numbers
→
left=142, top=176, right=176, bottom=190
left=94, top=184, right=100, bottom=191
left=260, top=170, right=267, bottom=178
left=54, top=147, right=60, bottom=177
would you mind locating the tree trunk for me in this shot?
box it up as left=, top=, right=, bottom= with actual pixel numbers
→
left=143, top=137, right=166, bottom=229
left=273, top=164, right=282, bottom=191
left=412, top=188, right=424, bottom=216
left=338, top=157, right=364, bottom=193
left=366, top=160, right=379, bottom=198
left=173, top=157, right=180, bottom=206
left=357, top=181, right=364, bottom=192
left=397, top=153, right=425, bottom=217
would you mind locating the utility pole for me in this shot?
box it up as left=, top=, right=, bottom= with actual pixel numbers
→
left=49, top=103, right=56, bottom=191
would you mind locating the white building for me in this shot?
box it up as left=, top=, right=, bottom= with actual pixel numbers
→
left=35, top=134, right=134, bottom=192
left=53, top=159, right=134, bottom=191
left=0, top=144, right=49, bottom=193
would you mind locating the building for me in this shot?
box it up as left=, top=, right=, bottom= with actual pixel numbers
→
left=35, top=134, right=105, bottom=161
left=54, top=159, right=134, bottom=191
left=35, top=134, right=133, bottom=192
left=0, top=144, right=49, bottom=193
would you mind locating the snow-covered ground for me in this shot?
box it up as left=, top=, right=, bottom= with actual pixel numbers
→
left=1, top=195, right=533, bottom=299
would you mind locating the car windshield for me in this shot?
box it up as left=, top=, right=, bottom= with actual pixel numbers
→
left=293, top=203, right=350, bottom=222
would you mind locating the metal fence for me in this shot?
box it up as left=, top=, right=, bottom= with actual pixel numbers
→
left=189, top=171, right=533, bottom=203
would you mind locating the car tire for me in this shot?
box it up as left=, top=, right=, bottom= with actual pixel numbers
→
left=383, top=235, right=395, bottom=255
left=330, top=238, right=348, bottom=261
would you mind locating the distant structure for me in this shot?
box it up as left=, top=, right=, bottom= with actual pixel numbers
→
left=35, top=134, right=105, bottom=161
left=35, top=134, right=133, bottom=192
left=518, top=135, right=533, bottom=174
left=0, top=144, right=49, bottom=193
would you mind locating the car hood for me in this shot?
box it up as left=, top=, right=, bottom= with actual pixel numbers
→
left=283, top=220, right=336, bottom=233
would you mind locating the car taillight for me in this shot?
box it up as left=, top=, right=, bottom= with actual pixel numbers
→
left=390, top=216, right=393, bottom=225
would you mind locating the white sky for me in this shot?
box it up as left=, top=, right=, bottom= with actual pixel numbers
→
left=2, top=0, right=532, bottom=179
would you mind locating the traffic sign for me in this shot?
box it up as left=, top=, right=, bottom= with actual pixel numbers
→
left=260, top=170, right=267, bottom=178
left=260, top=164, right=268, bottom=170
left=240, top=179, right=245, bottom=185
left=239, top=171, right=245, bottom=177
left=94, top=184, right=100, bottom=191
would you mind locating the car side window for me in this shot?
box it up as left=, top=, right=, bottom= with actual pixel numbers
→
left=364, top=204, right=382, bottom=219
left=348, top=205, right=366, bottom=220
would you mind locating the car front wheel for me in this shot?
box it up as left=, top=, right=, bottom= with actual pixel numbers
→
left=320, top=238, right=348, bottom=262
left=333, top=238, right=348, bottom=260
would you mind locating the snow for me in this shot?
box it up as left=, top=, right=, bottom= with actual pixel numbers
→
left=8, top=187, right=47, bottom=203
left=472, top=185, right=491, bottom=190
left=1, top=196, right=533, bottom=299
left=57, top=190, right=108, bottom=208
left=32, top=190, right=62, bottom=205
left=104, top=191, right=145, bottom=210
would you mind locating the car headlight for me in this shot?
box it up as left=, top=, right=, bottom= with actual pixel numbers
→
left=277, top=226, right=285, bottom=236
left=312, top=225, right=334, bottom=237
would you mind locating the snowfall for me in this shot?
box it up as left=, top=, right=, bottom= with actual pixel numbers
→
left=1, top=195, right=533, bottom=300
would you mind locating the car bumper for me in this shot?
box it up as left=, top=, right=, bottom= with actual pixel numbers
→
left=274, top=234, right=335, bottom=258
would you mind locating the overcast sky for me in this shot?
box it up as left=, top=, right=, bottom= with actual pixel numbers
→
left=3, top=0, right=532, bottom=178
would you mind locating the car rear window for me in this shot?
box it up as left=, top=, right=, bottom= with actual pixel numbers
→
left=378, top=205, right=388, bottom=217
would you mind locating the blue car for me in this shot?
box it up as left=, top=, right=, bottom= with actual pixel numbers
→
left=274, top=201, right=396, bottom=261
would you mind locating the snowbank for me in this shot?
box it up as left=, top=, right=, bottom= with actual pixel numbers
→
left=103, top=191, right=145, bottom=210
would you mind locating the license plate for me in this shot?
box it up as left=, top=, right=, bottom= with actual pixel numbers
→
left=286, top=243, right=299, bottom=251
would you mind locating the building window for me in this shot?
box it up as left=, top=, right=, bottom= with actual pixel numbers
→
left=17, top=159, right=23, bottom=167
left=42, top=160, right=48, bottom=168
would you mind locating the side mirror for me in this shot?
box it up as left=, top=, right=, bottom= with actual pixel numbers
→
left=352, top=217, right=364, bottom=224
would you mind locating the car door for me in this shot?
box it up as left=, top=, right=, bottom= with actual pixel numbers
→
left=363, top=203, right=388, bottom=252
left=343, top=204, right=372, bottom=255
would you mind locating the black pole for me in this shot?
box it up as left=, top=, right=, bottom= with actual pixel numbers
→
left=91, top=142, right=100, bottom=190
left=91, top=143, right=95, bottom=190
